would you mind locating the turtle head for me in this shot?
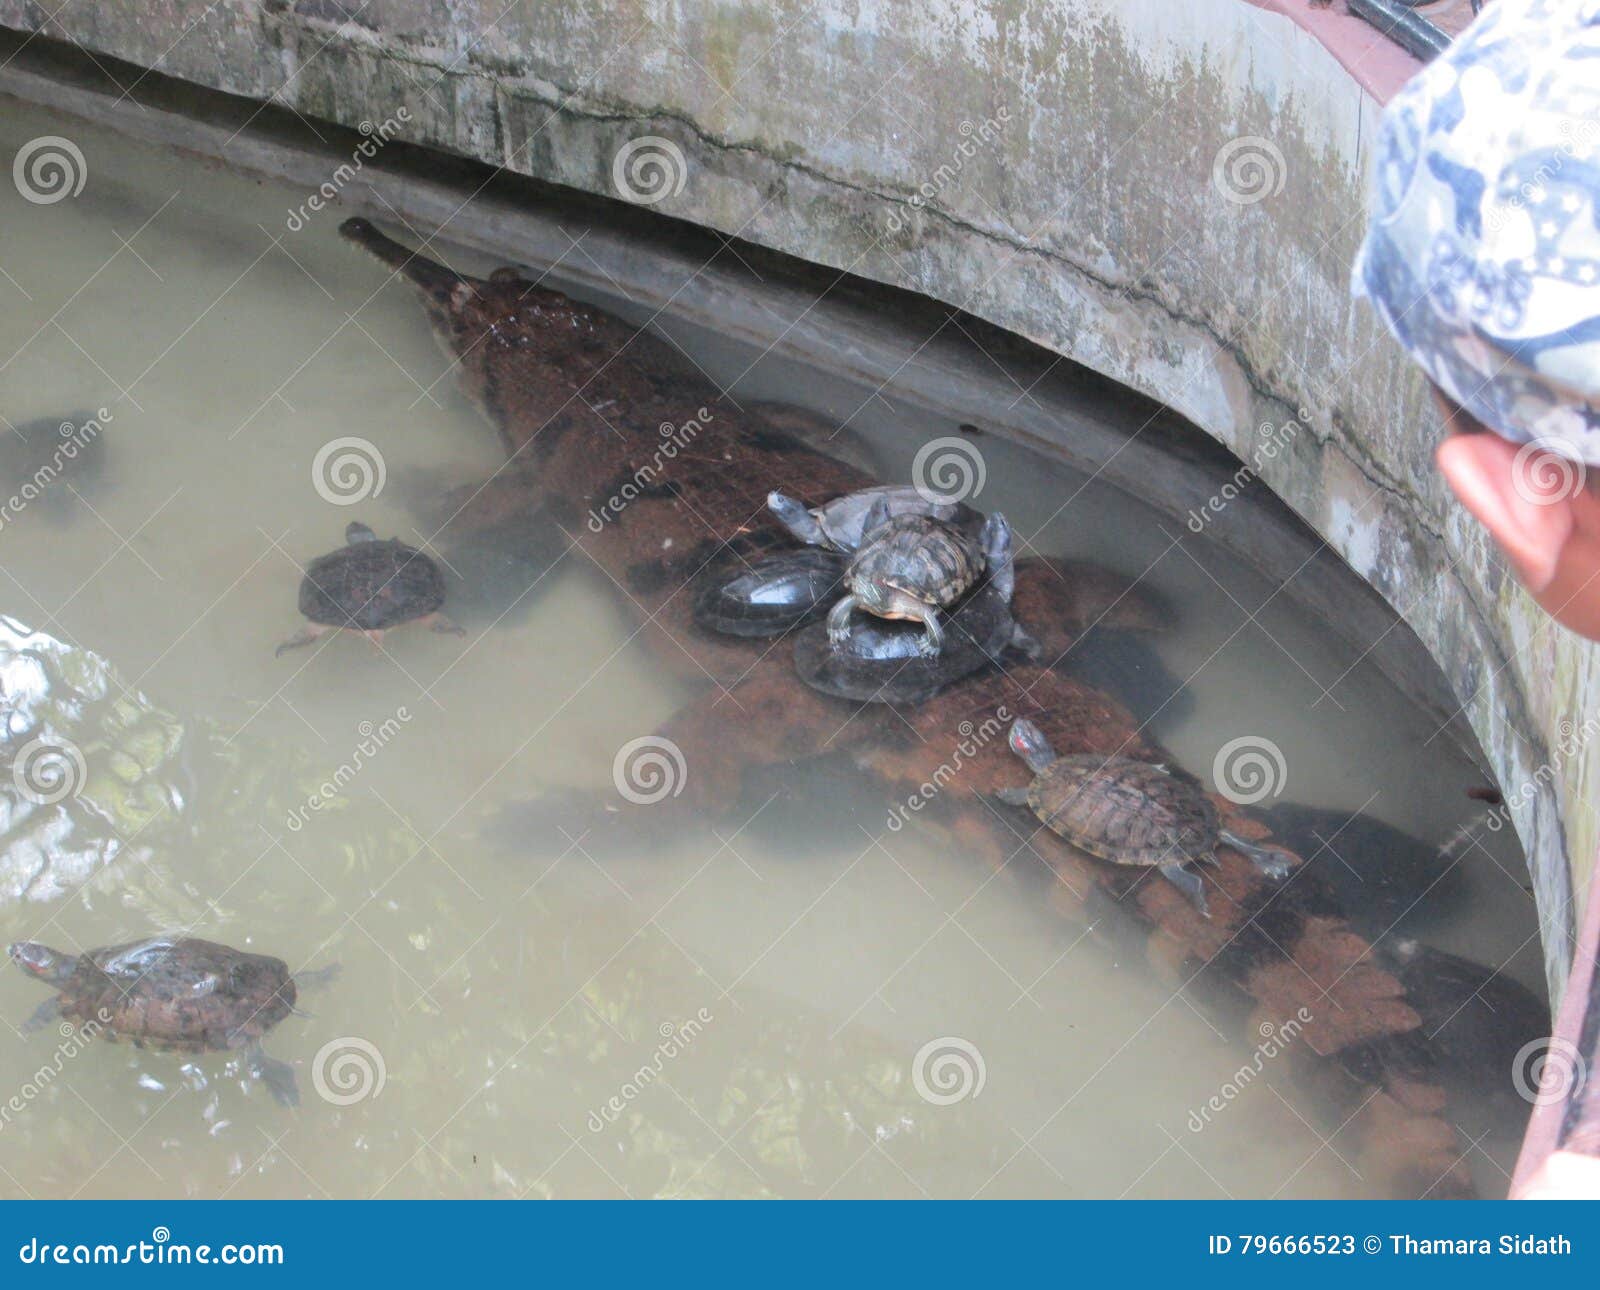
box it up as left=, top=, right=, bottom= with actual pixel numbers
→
left=344, top=521, right=379, bottom=545
left=338, top=218, right=600, bottom=446
left=8, top=942, right=74, bottom=985
left=1007, top=718, right=1057, bottom=774
left=767, top=491, right=828, bottom=547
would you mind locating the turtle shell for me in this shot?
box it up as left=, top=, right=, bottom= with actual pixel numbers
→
left=846, top=515, right=982, bottom=608
left=693, top=549, right=847, bottom=637
left=299, top=534, right=446, bottom=630
left=58, top=938, right=295, bottom=1052
left=793, top=579, right=1016, bottom=704
left=814, top=486, right=982, bottom=552
left=1025, top=755, right=1219, bottom=867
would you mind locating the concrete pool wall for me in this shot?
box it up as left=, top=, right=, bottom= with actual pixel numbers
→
left=0, top=0, right=1589, bottom=994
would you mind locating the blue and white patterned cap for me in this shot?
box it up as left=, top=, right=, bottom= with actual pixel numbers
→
left=1353, top=0, right=1600, bottom=464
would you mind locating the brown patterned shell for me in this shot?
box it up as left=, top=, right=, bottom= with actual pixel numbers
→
left=846, top=515, right=982, bottom=607
left=1025, top=755, right=1219, bottom=867
left=58, top=938, right=295, bottom=1053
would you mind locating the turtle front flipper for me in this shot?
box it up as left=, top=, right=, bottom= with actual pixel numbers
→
left=275, top=623, right=328, bottom=657
left=915, top=607, right=944, bottom=657
left=249, top=1048, right=300, bottom=1108
left=826, top=593, right=862, bottom=646
left=1157, top=860, right=1210, bottom=917
left=1219, top=829, right=1296, bottom=880
left=979, top=511, right=1015, bottom=603
left=21, top=996, right=61, bottom=1033
left=993, top=785, right=1031, bottom=807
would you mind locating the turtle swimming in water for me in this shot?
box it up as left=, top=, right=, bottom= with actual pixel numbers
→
left=277, top=521, right=463, bottom=656
left=995, top=718, right=1294, bottom=917
left=767, top=483, right=980, bottom=554
left=824, top=498, right=1004, bottom=657
left=8, top=937, right=326, bottom=1106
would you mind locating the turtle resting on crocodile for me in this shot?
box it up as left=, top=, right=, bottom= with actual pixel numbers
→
left=824, top=497, right=1007, bottom=657
left=793, top=510, right=1032, bottom=704
left=278, top=521, right=463, bottom=656
left=767, top=483, right=981, bottom=554
left=996, top=718, right=1295, bottom=917
left=8, top=937, right=321, bottom=1106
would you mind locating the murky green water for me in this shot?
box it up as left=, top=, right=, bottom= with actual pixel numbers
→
left=0, top=100, right=1543, bottom=1198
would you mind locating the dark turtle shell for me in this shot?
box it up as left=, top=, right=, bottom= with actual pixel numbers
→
left=299, top=523, right=446, bottom=631
left=846, top=515, right=983, bottom=608
left=793, top=579, right=1019, bottom=704
left=693, top=549, right=847, bottom=638
left=1025, top=756, right=1219, bottom=867
left=55, top=938, right=295, bottom=1052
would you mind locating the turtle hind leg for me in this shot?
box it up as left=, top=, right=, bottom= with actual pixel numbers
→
left=249, top=1048, right=300, bottom=1108
left=275, top=623, right=328, bottom=657
left=1157, top=860, right=1210, bottom=917
left=1219, top=829, right=1296, bottom=880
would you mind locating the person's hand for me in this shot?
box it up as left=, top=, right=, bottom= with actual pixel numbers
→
left=1433, top=391, right=1600, bottom=641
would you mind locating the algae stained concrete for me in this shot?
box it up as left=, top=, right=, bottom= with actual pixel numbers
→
left=0, top=0, right=1590, bottom=992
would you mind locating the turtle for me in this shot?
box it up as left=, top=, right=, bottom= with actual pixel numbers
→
left=8, top=937, right=331, bottom=1107
left=692, top=548, right=848, bottom=638
left=767, top=484, right=981, bottom=554
left=277, top=521, right=463, bottom=656
left=995, top=718, right=1294, bottom=916
left=793, top=511, right=1034, bottom=703
left=824, top=499, right=1006, bottom=657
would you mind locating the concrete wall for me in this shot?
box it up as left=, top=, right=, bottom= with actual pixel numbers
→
left=1, top=0, right=1589, bottom=990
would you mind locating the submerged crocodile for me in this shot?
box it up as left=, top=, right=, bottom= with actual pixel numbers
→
left=338, top=217, right=1479, bottom=1198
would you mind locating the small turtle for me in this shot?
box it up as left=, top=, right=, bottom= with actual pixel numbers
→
left=277, top=521, right=463, bottom=656
left=8, top=937, right=330, bottom=1106
left=825, top=499, right=1004, bottom=657
left=693, top=548, right=847, bottom=638
left=995, top=718, right=1293, bottom=916
left=767, top=484, right=980, bottom=554
left=793, top=512, right=1033, bottom=703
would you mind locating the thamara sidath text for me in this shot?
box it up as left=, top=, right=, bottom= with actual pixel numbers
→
left=1390, top=1235, right=1571, bottom=1256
